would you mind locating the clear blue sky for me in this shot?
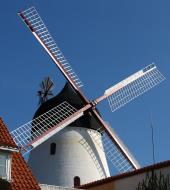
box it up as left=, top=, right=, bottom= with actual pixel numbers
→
left=0, top=0, right=169, bottom=175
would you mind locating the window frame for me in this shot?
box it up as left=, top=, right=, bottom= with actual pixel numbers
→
left=0, top=152, right=11, bottom=181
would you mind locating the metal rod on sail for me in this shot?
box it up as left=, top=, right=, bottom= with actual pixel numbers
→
left=92, top=109, right=140, bottom=170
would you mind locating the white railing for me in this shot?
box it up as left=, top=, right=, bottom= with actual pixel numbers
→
left=40, top=184, right=84, bottom=190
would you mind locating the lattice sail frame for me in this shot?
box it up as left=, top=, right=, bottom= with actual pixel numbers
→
left=104, top=64, right=165, bottom=112
left=10, top=101, right=78, bottom=154
left=79, top=126, right=140, bottom=173
left=18, top=7, right=83, bottom=89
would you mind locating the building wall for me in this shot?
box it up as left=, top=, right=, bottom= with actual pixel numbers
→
left=86, top=182, right=116, bottom=190
left=85, top=166, right=170, bottom=190
left=28, top=127, right=110, bottom=187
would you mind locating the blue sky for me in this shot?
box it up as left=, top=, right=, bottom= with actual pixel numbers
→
left=0, top=0, right=170, bottom=175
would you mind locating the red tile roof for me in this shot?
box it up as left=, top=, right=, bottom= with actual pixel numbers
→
left=79, top=160, right=170, bottom=189
left=0, top=118, right=40, bottom=190
left=11, top=153, right=40, bottom=190
left=0, top=118, right=17, bottom=148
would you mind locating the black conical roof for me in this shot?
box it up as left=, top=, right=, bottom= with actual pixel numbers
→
left=33, top=83, right=101, bottom=130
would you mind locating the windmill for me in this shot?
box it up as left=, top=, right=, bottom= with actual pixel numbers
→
left=11, top=7, right=165, bottom=187
left=37, top=77, right=54, bottom=105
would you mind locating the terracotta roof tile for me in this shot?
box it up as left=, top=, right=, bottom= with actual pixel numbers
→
left=0, top=118, right=40, bottom=190
left=0, top=118, right=17, bottom=148
left=10, top=153, right=41, bottom=190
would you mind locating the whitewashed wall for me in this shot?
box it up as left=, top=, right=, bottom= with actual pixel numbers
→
left=28, top=127, right=110, bottom=187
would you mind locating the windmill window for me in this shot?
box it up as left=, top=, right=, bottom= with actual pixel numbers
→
left=74, top=176, right=81, bottom=187
left=50, top=143, right=56, bottom=155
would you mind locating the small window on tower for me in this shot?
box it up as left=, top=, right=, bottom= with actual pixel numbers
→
left=74, top=176, right=81, bottom=187
left=50, top=143, right=56, bottom=155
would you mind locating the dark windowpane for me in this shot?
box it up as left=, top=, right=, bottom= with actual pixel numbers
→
left=50, top=143, right=56, bottom=155
left=74, top=176, right=80, bottom=187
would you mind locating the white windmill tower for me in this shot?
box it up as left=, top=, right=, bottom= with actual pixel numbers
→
left=11, top=7, right=165, bottom=188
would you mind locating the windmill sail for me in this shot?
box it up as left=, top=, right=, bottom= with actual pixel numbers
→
left=91, top=109, right=140, bottom=171
left=18, top=7, right=83, bottom=90
left=85, top=127, right=140, bottom=173
left=95, top=64, right=165, bottom=112
left=106, top=64, right=165, bottom=112
left=10, top=102, right=90, bottom=154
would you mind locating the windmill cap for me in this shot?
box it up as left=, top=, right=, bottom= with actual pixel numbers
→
left=33, top=82, right=101, bottom=130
